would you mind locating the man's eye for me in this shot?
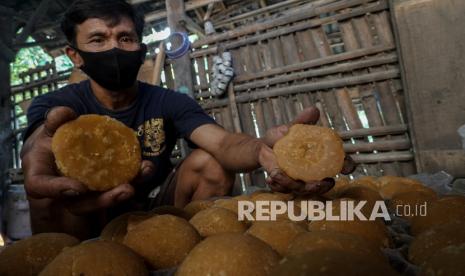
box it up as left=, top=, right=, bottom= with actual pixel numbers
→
left=121, top=37, right=135, bottom=43
left=90, top=38, right=104, bottom=43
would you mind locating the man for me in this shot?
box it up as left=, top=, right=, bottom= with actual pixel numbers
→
left=21, top=0, right=354, bottom=239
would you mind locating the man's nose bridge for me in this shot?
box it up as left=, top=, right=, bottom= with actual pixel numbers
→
left=109, top=38, right=119, bottom=48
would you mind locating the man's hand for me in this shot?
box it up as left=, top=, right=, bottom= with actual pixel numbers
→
left=21, top=106, right=154, bottom=215
left=259, top=106, right=356, bottom=195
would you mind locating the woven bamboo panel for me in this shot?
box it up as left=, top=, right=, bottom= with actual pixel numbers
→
left=163, top=0, right=417, bottom=187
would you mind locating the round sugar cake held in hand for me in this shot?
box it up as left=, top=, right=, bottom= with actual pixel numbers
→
left=273, top=124, right=345, bottom=182
left=52, top=114, right=141, bottom=191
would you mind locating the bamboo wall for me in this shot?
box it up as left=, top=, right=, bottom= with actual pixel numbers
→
left=163, top=0, right=416, bottom=186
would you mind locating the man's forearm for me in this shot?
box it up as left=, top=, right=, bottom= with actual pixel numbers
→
left=212, top=132, right=265, bottom=172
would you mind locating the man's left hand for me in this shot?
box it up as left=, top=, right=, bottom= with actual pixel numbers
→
left=259, top=106, right=356, bottom=195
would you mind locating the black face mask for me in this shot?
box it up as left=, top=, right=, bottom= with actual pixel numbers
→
left=75, top=44, right=147, bottom=91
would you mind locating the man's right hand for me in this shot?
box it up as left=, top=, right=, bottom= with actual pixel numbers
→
left=21, top=106, right=153, bottom=215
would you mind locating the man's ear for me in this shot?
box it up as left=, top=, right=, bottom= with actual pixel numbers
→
left=65, top=46, right=84, bottom=68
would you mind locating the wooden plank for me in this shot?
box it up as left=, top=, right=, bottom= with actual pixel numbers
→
left=253, top=101, right=267, bottom=138
left=196, top=56, right=208, bottom=89
left=221, top=107, right=234, bottom=133
left=418, top=150, right=465, bottom=178
left=372, top=11, right=395, bottom=46
left=259, top=42, right=274, bottom=70
left=353, top=16, right=375, bottom=48
left=235, top=44, right=394, bottom=83
left=227, top=85, right=243, bottom=133
left=339, top=124, right=408, bottom=139
left=145, top=0, right=224, bottom=22
left=295, top=30, right=320, bottom=61
left=376, top=81, right=402, bottom=125
left=164, top=64, right=175, bottom=89
left=350, top=151, right=413, bottom=163
left=193, top=0, right=383, bottom=47
left=268, top=37, right=285, bottom=68
left=234, top=53, right=398, bottom=91
left=203, top=69, right=400, bottom=109
left=239, top=103, right=256, bottom=137
left=167, top=0, right=195, bottom=98
left=315, top=100, right=331, bottom=128
left=271, top=97, right=285, bottom=126
left=311, top=27, right=333, bottom=57
left=230, top=49, right=245, bottom=76
left=241, top=45, right=256, bottom=73
left=344, top=139, right=411, bottom=153
left=322, top=90, right=346, bottom=131
left=393, top=0, right=465, bottom=176
left=262, top=99, right=276, bottom=129
left=234, top=53, right=397, bottom=91
left=335, top=88, right=363, bottom=129
left=280, top=34, right=301, bottom=65
left=190, top=0, right=389, bottom=57
left=340, top=20, right=360, bottom=50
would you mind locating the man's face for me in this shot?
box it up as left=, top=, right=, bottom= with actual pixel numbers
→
left=67, top=16, right=141, bottom=67
left=76, top=16, right=140, bottom=52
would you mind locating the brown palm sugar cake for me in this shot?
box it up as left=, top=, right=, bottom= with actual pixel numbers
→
left=189, top=207, right=248, bottom=237
left=39, top=241, right=148, bottom=276
left=287, top=231, right=385, bottom=262
left=388, top=190, right=437, bottom=221
left=409, top=221, right=465, bottom=265
left=246, top=220, right=306, bottom=255
left=410, top=195, right=465, bottom=235
left=271, top=249, right=396, bottom=276
left=149, top=205, right=191, bottom=220
left=51, top=114, right=141, bottom=191
left=176, top=233, right=280, bottom=276
left=183, top=200, right=214, bottom=218
left=419, top=243, right=465, bottom=276
left=308, top=216, right=391, bottom=249
left=123, top=214, right=201, bottom=269
left=378, top=177, right=436, bottom=200
left=100, top=211, right=151, bottom=243
left=323, top=176, right=350, bottom=198
left=273, top=124, right=345, bottom=182
left=0, top=233, right=79, bottom=276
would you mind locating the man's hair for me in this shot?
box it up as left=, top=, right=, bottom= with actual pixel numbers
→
left=61, top=0, right=145, bottom=45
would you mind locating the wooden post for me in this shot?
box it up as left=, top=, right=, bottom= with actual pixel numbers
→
left=166, top=0, right=197, bottom=158
left=166, top=0, right=195, bottom=98
left=0, top=16, right=15, bottom=194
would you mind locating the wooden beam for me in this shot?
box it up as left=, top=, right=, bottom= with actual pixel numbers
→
left=344, top=139, right=411, bottom=153
left=191, top=0, right=387, bottom=56
left=0, top=16, right=15, bottom=195
left=215, top=0, right=303, bottom=27
left=180, top=15, right=206, bottom=39
left=193, top=0, right=372, bottom=47
left=12, top=38, right=66, bottom=50
left=15, top=0, right=53, bottom=44
left=0, top=39, right=15, bottom=62
left=146, top=0, right=223, bottom=23
left=350, top=151, right=414, bottom=163
left=339, top=125, right=409, bottom=139
left=234, top=53, right=397, bottom=92
left=201, top=69, right=400, bottom=109
left=203, top=3, right=216, bottom=21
